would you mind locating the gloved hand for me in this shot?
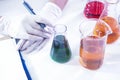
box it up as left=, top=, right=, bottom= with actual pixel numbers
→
left=0, top=15, right=53, bottom=54
left=0, top=2, right=62, bottom=53
left=1, top=15, right=50, bottom=40
left=17, top=38, right=50, bottom=54
left=0, top=2, right=62, bottom=38
left=16, top=15, right=54, bottom=53
left=16, top=2, right=62, bottom=53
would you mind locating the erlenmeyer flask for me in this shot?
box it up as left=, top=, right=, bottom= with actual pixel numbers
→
left=84, top=0, right=106, bottom=19
left=50, top=24, right=72, bottom=63
left=96, top=0, right=120, bottom=44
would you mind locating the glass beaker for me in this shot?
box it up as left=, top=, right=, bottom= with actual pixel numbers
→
left=98, top=0, right=120, bottom=44
left=50, top=24, right=72, bottom=63
left=79, top=19, right=112, bottom=70
left=84, top=0, right=106, bottom=19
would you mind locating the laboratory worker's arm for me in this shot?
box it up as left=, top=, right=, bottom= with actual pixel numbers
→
left=16, top=0, right=68, bottom=53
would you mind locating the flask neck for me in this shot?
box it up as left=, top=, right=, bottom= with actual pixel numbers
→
left=54, top=24, right=67, bottom=36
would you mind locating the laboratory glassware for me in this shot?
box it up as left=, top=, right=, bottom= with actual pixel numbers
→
left=79, top=19, right=112, bottom=70
left=84, top=0, right=106, bottom=19
left=50, top=24, right=72, bottom=63
left=97, top=0, right=120, bottom=44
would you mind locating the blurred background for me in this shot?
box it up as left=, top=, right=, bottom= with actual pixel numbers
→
left=0, top=0, right=48, bottom=16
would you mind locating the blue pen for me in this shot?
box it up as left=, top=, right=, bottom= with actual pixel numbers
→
left=23, top=0, right=36, bottom=15
left=15, top=1, right=46, bottom=80
left=15, top=39, right=32, bottom=80
left=23, top=0, right=46, bottom=28
left=20, top=1, right=45, bottom=79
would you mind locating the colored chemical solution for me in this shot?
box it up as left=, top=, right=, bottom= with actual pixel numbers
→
left=94, top=16, right=120, bottom=44
left=102, top=16, right=120, bottom=44
left=80, top=36, right=105, bottom=70
left=84, top=1, right=105, bottom=18
left=50, top=35, right=71, bottom=63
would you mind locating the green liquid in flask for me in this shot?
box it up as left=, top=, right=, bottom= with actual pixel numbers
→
left=50, top=35, right=72, bottom=63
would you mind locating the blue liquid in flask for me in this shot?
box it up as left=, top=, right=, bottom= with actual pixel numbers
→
left=50, top=35, right=72, bottom=63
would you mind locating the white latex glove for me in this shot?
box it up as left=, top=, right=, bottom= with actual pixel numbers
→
left=17, top=2, right=62, bottom=53
left=17, top=38, right=50, bottom=54
left=0, top=2, right=62, bottom=39
left=16, top=15, right=54, bottom=54
left=0, top=15, right=51, bottom=40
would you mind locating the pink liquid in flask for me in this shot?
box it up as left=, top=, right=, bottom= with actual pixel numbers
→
left=84, top=1, right=105, bottom=18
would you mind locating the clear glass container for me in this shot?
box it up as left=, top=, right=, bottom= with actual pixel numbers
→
left=83, top=0, right=106, bottom=19
left=79, top=19, right=112, bottom=70
left=98, top=0, right=120, bottom=44
left=50, top=24, right=72, bottom=63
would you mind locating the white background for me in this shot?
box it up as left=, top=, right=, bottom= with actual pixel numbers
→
left=0, top=0, right=120, bottom=80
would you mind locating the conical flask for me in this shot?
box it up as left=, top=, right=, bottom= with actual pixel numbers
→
left=84, top=0, right=106, bottom=19
left=50, top=24, right=72, bottom=63
left=96, top=0, right=120, bottom=44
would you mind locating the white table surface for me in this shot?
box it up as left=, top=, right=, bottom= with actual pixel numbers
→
left=0, top=39, right=28, bottom=80
left=0, top=0, right=120, bottom=80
